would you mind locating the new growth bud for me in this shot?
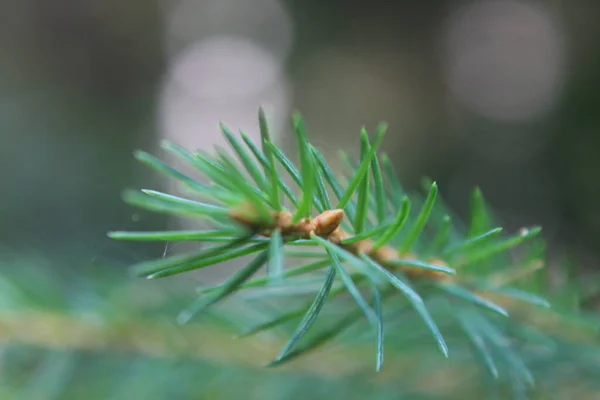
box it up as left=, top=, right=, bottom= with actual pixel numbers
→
left=313, top=209, right=344, bottom=237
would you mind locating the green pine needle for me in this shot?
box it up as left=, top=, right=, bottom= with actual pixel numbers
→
left=141, top=190, right=226, bottom=213
left=237, top=284, right=350, bottom=339
left=457, top=312, right=499, bottom=379
left=144, top=241, right=265, bottom=279
left=177, top=250, right=270, bottom=324
left=311, top=146, right=345, bottom=200
left=326, top=250, right=377, bottom=326
left=371, top=147, right=387, bottom=225
left=312, top=146, right=357, bottom=222
left=107, top=228, right=242, bottom=241
left=133, top=150, right=208, bottom=193
left=482, top=286, right=551, bottom=309
left=337, top=124, right=387, bottom=210
left=443, top=227, right=503, bottom=257
left=214, top=149, right=272, bottom=219
left=438, top=284, right=509, bottom=317
left=267, top=229, right=284, bottom=283
left=252, top=140, right=299, bottom=208
left=399, top=181, right=438, bottom=254
left=292, top=114, right=317, bottom=222
left=129, top=233, right=251, bottom=277
left=267, top=287, right=399, bottom=368
left=265, top=140, right=302, bottom=187
left=122, top=190, right=228, bottom=220
left=258, top=108, right=281, bottom=211
left=311, top=234, right=383, bottom=284
left=359, top=253, right=449, bottom=358
left=198, top=259, right=331, bottom=295
left=371, top=283, right=385, bottom=372
left=236, top=307, right=309, bottom=339
left=273, top=266, right=337, bottom=362
left=372, top=196, right=411, bottom=250
left=354, top=129, right=372, bottom=233
left=385, top=259, right=455, bottom=276
left=311, top=147, right=332, bottom=210
left=220, top=123, right=268, bottom=193
left=266, top=307, right=364, bottom=368
left=459, top=227, right=542, bottom=267
left=471, top=311, right=535, bottom=387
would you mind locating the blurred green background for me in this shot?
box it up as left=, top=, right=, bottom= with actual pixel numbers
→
left=2, top=0, right=600, bottom=398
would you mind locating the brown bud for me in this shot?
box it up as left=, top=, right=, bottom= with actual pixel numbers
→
left=313, top=209, right=344, bottom=237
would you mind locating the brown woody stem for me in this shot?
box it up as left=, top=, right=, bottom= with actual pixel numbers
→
left=229, top=203, right=452, bottom=281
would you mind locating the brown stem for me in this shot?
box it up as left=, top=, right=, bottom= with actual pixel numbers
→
left=229, top=203, right=452, bottom=281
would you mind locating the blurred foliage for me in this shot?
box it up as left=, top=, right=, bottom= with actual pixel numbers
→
left=1, top=241, right=600, bottom=399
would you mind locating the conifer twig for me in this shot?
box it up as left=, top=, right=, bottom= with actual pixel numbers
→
left=109, top=109, right=554, bottom=374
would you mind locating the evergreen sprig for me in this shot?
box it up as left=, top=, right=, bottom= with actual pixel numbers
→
left=109, top=109, right=550, bottom=375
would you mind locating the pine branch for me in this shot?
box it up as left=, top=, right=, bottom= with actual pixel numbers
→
left=107, top=109, right=593, bottom=389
